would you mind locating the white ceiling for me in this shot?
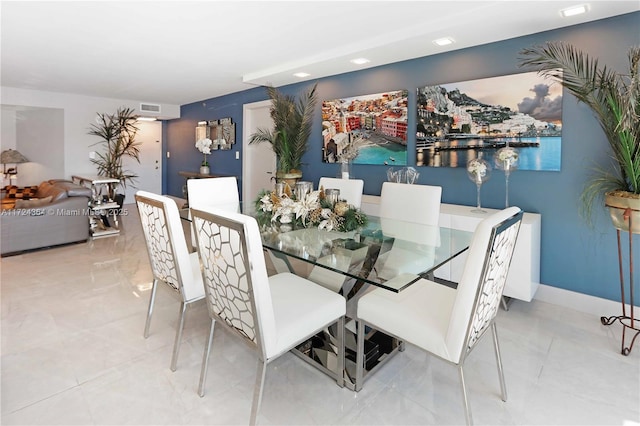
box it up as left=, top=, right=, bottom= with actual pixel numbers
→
left=2, top=1, right=638, bottom=106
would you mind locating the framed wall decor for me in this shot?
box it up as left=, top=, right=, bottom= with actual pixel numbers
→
left=322, top=90, right=409, bottom=166
left=416, top=71, right=562, bottom=171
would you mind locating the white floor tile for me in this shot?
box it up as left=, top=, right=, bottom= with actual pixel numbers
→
left=2, top=209, right=639, bottom=425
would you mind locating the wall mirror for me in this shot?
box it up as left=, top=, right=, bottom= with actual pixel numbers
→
left=195, top=118, right=235, bottom=150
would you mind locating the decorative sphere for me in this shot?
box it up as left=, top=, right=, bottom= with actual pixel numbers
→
left=494, top=146, right=519, bottom=171
left=467, top=157, right=491, bottom=184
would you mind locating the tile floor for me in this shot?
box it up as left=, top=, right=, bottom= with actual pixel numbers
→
left=1, top=207, right=639, bottom=425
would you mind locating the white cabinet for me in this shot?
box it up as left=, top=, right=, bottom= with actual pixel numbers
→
left=439, top=204, right=540, bottom=301
left=360, top=196, right=541, bottom=301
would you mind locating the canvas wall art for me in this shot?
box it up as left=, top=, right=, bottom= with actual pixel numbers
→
left=322, top=90, right=409, bottom=166
left=416, top=71, right=562, bottom=171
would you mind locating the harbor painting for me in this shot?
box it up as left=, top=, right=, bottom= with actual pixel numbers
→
left=322, top=90, right=408, bottom=166
left=416, top=71, right=563, bottom=171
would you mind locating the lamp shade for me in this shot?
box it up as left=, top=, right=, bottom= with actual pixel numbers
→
left=0, top=149, right=29, bottom=164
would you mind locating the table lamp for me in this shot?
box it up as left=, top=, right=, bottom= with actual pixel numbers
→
left=1, top=149, right=30, bottom=186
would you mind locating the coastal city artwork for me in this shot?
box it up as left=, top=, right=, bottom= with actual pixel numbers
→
left=321, top=90, right=408, bottom=166
left=416, top=71, right=563, bottom=171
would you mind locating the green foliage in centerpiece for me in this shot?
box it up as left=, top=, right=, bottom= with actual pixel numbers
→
left=254, top=185, right=368, bottom=232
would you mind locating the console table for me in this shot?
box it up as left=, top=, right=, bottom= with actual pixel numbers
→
left=361, top=195, right=541, bottom=302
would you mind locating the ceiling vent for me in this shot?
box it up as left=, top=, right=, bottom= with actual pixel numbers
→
left=139, top=103, right=161, bottom=113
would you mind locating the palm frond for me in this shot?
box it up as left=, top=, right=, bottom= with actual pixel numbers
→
left=249, top=84, right=318, bottom=173
left=519, top=42, right=640, bottom=226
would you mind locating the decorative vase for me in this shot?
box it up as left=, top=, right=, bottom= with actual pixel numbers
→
left=339, top=160, right=351, bottom=179
left=276, top=170, right=303, bottom=187
left=494, top=146, right=519, bottom=207
left=605, top=191, right=640, bottom=234
left=466, top=157, right=491, bottom=213
left=200, top=165, right=210, bottom=175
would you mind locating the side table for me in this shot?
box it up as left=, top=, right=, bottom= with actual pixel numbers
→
left=72, top=175, right=121, bottom=238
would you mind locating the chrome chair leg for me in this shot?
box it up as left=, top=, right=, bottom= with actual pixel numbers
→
left=198, top=319, right=215, bottom=397
left=250, top=359, right=267, bottom=426
left=459, top=366, right=473, bottom=426
left=143, top=279, right=158, bottom=338
left=492, top=322, right=508, bottom=401
left=355, top=319, right=365, bottom=392
left=170, top=301, right=187, bottom=372
left=336, top=316, right=345, bottom=387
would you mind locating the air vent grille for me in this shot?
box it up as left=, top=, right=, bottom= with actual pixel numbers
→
left=140, top=103, right=161, bottom=113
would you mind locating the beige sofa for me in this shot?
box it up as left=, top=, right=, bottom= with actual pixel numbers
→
left=1, top=179, right=92, bottom=256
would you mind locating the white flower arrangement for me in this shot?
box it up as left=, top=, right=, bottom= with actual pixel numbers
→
left=496, top=146, right=519, bottom=169
left=255, top=186, right=368, bottom=232
left=196, top=138, right=213, bottom=166
left=467, top=159, right=487, bottom=177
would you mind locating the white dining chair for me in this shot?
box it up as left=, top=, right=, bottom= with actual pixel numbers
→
left=187, top=176, right=240, bottom=212
left=135, top=191, right=205, bottom=371
left=318, top=177, right=365, bottom=208
left=191, top=207, right=346, bottom=426
left=379, top=181, right=442, bottom=224
left=186, top=176, right=240, bottom=248
left=355, top=206, right=523, bottom=425
left=374, top=182, right=442, bottom=280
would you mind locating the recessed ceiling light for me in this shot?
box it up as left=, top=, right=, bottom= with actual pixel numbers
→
left=433, top=37, right=455, bottom=46
left=350, top=58, right=370, bottom=65
left=293, top=72, right=310, bottom=78
left=136, top=117, right=157, bottom=122
left=560, top=4, right=589, bottom=17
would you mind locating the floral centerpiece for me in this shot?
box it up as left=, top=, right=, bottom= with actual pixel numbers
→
left=196, top=138, right=213, bottom=174
left=254, top=185, right=368, bottom=232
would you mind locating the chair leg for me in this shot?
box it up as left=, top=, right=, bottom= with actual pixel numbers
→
left=250, top=359, right=267, bottom=426
left=354, top=319, right=365, bottom=392
left=170, top=301, right=187, bottom=372
left=143, top=279, right=159, bottom=338
left=336, top=316, right=345, bottom=388
left=492, top=322, right=508, bottom=402
left=458, top=366, right=473, bottom=426
left=198, top=319, right=216, bottom=397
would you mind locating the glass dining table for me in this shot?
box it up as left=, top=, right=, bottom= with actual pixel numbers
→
left=182, top=203, right=473, bottom=390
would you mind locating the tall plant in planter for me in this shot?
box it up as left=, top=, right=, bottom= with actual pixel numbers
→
left=249, top=84, right=318, bottom=185
left=519, top=42, right=639, bottom=231
left=88, top=106, right=141, bottom=201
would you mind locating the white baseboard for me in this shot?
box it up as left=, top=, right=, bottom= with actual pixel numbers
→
left=534, top=283, right=638, bottom=318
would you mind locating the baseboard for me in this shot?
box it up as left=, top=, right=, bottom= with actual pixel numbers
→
left=534, top=283, right=638, bottom=318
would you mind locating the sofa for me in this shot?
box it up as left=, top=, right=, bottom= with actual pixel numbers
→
left=1, top=179, right=93, bottom=256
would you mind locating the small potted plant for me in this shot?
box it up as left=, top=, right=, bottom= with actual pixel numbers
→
left=88, top=106, right=141, bottom=205
left=519, top=42, right=639, bottom=232
left=249, top=83, right=318, bottom=186
left=196, top=137, right=212, bottom=175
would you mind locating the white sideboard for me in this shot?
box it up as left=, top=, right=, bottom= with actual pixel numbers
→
left=361, top=195, right=541, bottom=302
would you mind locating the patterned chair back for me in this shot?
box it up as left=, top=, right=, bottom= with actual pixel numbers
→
left=446, top=207, right=522, bottom=363
left=191, top=207, right=276, bottom=359
left=135, top=191, right=199, bottom=301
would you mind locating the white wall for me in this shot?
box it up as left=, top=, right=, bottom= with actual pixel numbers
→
left=1, top=86, right=179, bottom=192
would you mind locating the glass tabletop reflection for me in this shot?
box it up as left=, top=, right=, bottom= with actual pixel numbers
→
left=182, top=203, right=473, bottom=293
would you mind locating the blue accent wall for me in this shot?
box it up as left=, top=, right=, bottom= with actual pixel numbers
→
left=165, top=12, right=640, bottom=303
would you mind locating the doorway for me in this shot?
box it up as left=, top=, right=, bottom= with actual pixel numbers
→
left=242, top=100, right=276, bottom=202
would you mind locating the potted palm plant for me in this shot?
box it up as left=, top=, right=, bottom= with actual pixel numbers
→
left=519, top=42, right=639, bottom=232
left=249, top=83, right=318, bottom=186
left=88, top=106, right=141, bottom=204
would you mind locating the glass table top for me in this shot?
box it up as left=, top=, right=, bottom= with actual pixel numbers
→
left=182, top=204, right=473, bottom=293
